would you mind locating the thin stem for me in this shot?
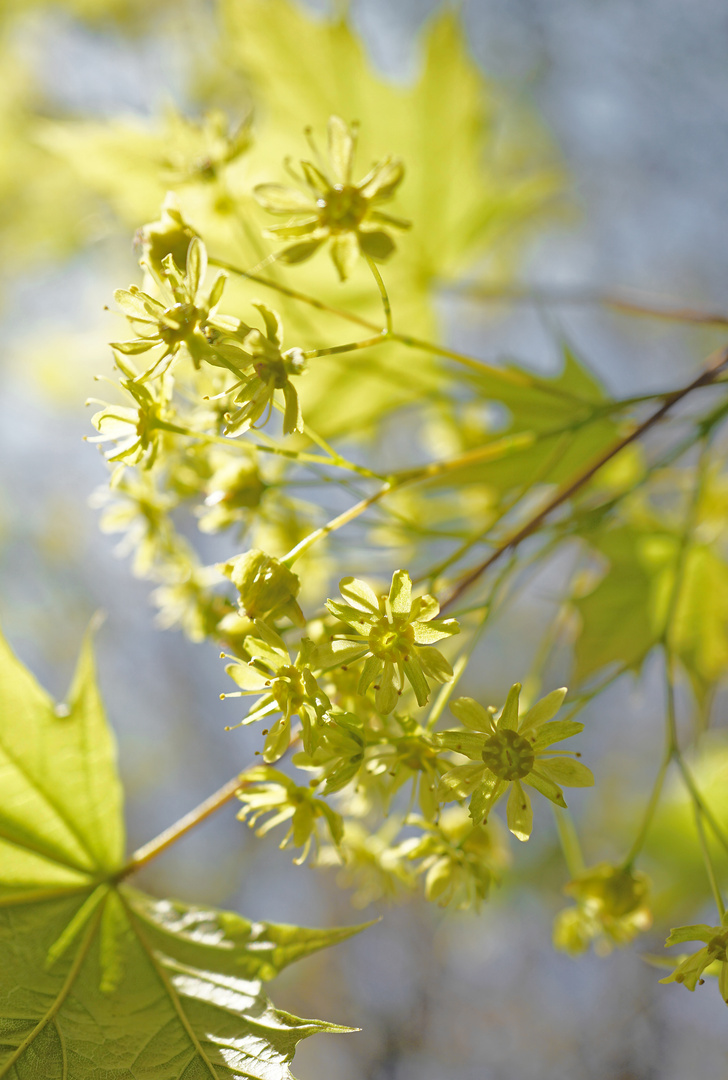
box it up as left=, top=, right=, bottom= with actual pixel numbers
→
left=553, top=807, right=585, bottom=878
left=448, top=281, right=728, bottom=329
left=117, top=776, right=244, bottom=879
left=303, top=333, right=385, bottom=358
left=441, top=345, right=728, bottom=612
left=694, top=806, right=725, bottom=918
left=622, top=752, right=672, bottom=869
left=367, top=257, right=393, bottom=334
left=281, top=432, right=534, bottom=566
left=209, top=255, right=593, bottom=404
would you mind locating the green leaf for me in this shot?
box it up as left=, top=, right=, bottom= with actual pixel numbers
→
left=0, top=625, right=362, bottom=1077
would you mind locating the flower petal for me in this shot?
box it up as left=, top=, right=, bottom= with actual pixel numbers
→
left=277, top=238, right=325, bottom=264
left=358, top=157, right=404, bottom=200
left=315, top=639, right=369, bottom=670
left=328, top=114, right=356, bottom=185
left=388, top=569, right=412, bottom=616
left=404, top=655, right=430, bottom=707
left=450, top=697, right=495, bottom=734
left=523, top=768, right=567, bottom=808
left=417, top=646, right=453, bottom=682
left=434, top=730, right=485, bottom=760
left=520, top=687, right=567, bottom=732
left=186, top=236, right=207, bottom=298
left=497, top=683, right=522, bottom=731
left=537, top=757, right=594, bottom=788
left=665, top=924, right=717, bottom=947
left=507, top=781, right=533, bottom=841
left=358, top=229, right=396, bottom=261
left=375, top=659, right=399, bottom=714
left=412, top=617, right=459, bottom=644
left=531, top=719, right=584, bottom=751
left=339, top=575, right=380, bottom=614
left=254, top=183, right=316, bottom=213
left=330, top=232, right=359, bottom=281
left=438, top=762, right=486, bottom=800
left=469, top=776, right=507, bottom=823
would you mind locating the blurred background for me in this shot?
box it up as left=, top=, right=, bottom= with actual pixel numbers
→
left=1, top=0, right=728, bottom=1076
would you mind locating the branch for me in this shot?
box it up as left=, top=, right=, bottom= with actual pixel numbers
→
left=117, top=775, right=244, bottom=880
left=441, top=346, right=728, bottom=612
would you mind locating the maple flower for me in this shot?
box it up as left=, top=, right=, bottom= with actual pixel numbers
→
left=553, top=863, right=652, bottom=956
left=112, top=237, right=231, bottom=379
left=87, top=355, right=170, bottom=468
left=314, top=570, right=459, bottom=714
left=223, top=303, right=306, bottom=436
left=254, top=115, right=410, bottom=281
left=237, top=765, right=343, bottom=865
left=219, top=548, right=304, bottom=626
left=221, top=621, right=327, bottom=762
left=659, top=916, right=728, bottom=1003
left=436, top=684, right=593, bottom=841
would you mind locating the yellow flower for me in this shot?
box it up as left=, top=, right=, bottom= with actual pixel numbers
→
left=314, top=570, right=459, bottom=714
left=553, top=863, right=652, bottom=956
left=254, top=115, right=410, bottom=280
left=436, top=684, right=593, bottom=841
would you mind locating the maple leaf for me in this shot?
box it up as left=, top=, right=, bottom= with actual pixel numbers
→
left=0, top=625, right=362, bottom=1078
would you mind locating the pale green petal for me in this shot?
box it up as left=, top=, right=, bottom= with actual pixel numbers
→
left=339, top=576, right=380, bottom=614
left=225, top=662, right=269, bottom=692
left=263, top=716, right=292, bottom=763
left=469, top=776, right=507, bottom=823
left=404, top=656, right=429, bottom=707
left=412, top=617, right=458, bottom=644
left=523, top=768, right=567, bottom=808
left=520, top=687, right=567, bottom=732
left=438, top=762, right=486, bottom=800
left=665, top=924, right=717, bottom=946
left=186, top=237, right=207, bottom=298
left=411, top=593, right=439, bottom=621
left=254, top=182, right=317, bottom=212
left=358, top=157, right=404, bottom=200
left=358, top=229, right=395, bottom=261
left=325, top=599, right=372, bottom=634
left=417, top=646, right=453, bottom=683
left=300, top=160, right=330, bottom=195
left=434, top=730, right=485, bottom=760
left=358, top=654, right=382, bottom=694
left=537, top=757, right=594, bottom=788
left=375, top=660, right=399, bottom=714
left=282, top=382, right=303, bottom=435
left=330, top=232, right=359, bottom=281
left=531, top=719, right=584, bottom=751
left=450, top=697, right=494, bottom=734
left=507, top=781, right=533, bottom=841
left=497, top=683, right=522, bottom=731
left=251, top=302, right=284, bottom=346
left=327, top=114, right=355, bottom=185
left=277, top=238, right=325, bottom=264
left=314, top=639, right=368, bottom=669
left=387, top=569, right=412, bottom=616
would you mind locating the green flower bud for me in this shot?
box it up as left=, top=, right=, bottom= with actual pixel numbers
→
left=220, top=549, right=304, bottom=625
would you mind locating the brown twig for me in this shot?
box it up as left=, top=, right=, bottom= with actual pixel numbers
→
left=441, top=346, right=728, bottom=612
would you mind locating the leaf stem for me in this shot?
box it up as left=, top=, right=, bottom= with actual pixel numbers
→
left=117, top=775, right=244, bottom=880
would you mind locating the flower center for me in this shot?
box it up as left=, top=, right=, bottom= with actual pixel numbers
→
left=481, top=729, right=535, bottom=781
left=368, top=617, right=415, bottom=662
left=319, top=184, right=367, bottom=232
left=272, top=665, right=305, bottom=714
left=707, top=930, right=728, bottom=962
left=253, top=356, right=289, bottom=388
left=161, top=302, right=199, bottom=344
